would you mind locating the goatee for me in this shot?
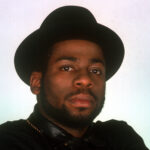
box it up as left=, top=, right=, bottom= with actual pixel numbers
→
left=37, top=87, right=105, bottom=129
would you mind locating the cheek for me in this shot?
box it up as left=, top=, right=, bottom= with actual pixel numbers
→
left=51, top=74, right=72, bottom=91
left=43, top=74, right=72, bottom=106
left=95, top=80, right=105, bottom=97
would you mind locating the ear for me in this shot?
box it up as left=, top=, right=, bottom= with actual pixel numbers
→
left=30, top=72, right=42, bottom=95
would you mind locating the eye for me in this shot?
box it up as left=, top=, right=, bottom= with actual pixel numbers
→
left=60, top=66, right=73, bottom=72
left=90, top=68, right=102, bottom=75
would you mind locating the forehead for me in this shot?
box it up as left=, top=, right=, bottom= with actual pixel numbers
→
left=48, top=39, right=105, bottom=63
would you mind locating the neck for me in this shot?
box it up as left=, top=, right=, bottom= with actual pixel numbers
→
left=39, top=106, right=88, bottom=138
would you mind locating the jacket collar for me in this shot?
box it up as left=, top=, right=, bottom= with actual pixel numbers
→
left=28, top=105, right=107, bottom=149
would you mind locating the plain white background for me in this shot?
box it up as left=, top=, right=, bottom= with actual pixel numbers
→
left=0, top=0, right=150, bottom=148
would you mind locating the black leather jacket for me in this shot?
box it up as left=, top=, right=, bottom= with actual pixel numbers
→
left=0, top=106, right=149, bottom=150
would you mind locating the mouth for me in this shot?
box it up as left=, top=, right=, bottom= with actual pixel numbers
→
left=68, top=94, right=95, bottom=108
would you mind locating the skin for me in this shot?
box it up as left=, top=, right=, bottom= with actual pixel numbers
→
left=30, top=39, right=106, bottom=137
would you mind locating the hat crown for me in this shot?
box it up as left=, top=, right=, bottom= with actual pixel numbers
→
left=40, top=6, right=97, bottom=29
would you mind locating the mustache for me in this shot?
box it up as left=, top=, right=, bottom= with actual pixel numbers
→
left=64, top=89, right=98, bottom=101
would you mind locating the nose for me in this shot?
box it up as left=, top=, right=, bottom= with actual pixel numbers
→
left=74, top=71, right=93, bottom=89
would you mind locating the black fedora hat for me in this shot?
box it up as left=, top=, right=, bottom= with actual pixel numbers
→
left=14, top=6, right=124, bottom=85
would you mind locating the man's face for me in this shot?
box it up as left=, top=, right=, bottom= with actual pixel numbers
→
left=39, top=39, right=106, bottom=128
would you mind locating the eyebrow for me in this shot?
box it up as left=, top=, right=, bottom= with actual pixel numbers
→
left=55, top=56, right=77, bottom=62
left=91, top=58, right=105, bottom=66
left=55, top=56, right=105, bottom=66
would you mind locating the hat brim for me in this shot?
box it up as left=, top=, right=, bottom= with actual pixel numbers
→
left=14, top=22, right=124, bottom=85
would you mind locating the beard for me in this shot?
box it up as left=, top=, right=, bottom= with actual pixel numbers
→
left=37, top=86, right=105, bottom=129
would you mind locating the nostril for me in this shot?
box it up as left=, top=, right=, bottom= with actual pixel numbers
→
left=87, top=83, right=92, bottom=88
left=74, top=74, right=93, bottom=88
left=76, top=82, right=81, bottom=86
left=75, top=81, right=93, bottom=88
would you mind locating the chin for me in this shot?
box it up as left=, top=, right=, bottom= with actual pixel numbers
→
left=41, top=99, right=104, bottom=129
left=38, top=88, right=105, bottom=129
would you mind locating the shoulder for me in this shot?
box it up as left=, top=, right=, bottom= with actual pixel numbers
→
left=0, top=120, right=42, bottom=149
left=0, top=119, right=31, bottom=136
left=92, top=119, right=148, bottom=150
left=92, top=119, right=134, bottom=139
left=0, top=119, right=27, bottom=130
left=94, top=119, right=133, bottom=134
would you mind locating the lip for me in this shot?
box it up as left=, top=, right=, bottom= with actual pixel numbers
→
left=68, top=94, right=95, bottom=108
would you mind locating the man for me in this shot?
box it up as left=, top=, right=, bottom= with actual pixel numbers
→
left=0, top=6, right=148, bottom=150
